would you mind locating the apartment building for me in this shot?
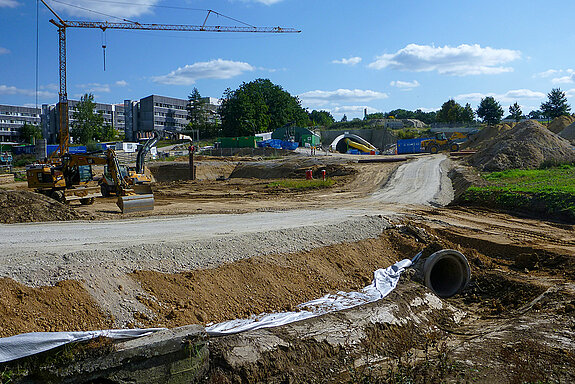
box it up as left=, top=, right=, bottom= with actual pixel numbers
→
left=0, top=104, right=41, bottom=142
left=7, top=93, right=220, bottom=143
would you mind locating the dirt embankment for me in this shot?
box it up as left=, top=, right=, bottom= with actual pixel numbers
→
left=469, top=120, right=575, bottom=171
left=0, top=190, right=92, bottom=224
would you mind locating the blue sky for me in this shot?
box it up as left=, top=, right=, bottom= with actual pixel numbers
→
left=2, top=0, right=575, bottom=120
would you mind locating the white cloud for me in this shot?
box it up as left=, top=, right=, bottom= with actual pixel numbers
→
left=534, top=69, right=560, bottom=78
left=332, top=57, right=362, bottom=66
left=0, top=47, right=9, bottom=55
left=0, top=84, right=56, bottom=98
left=299, top=89, right=388, bottom=105
left=153, top=59, right=255, bottom=85
left=115, top=80, right=128, bottom=87
left=457, top=89, right=546, bottom=103
left=50, top=0, right=158, bottom=19
left=77, top=83, right=112, bottom=93
left=0, top=0, right=19, bottom=8
left=369, top=43, right=521, bottom=76
left=244, top=0, right=284, bottom=4
left=535, top=69, right=575, bottom=84
left=390, top=80, right=420, bottom=90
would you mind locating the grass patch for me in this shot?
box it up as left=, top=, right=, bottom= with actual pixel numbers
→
left=266, top=178, right=335, bottom=191
left=460, top=165, right=575, bottom=222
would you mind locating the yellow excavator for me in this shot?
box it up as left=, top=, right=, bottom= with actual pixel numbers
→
left=99, top=132, right=158, bottom=199
left=26, top=148, right=154, bottom=213
left=420, top=132, right=467, bottom=154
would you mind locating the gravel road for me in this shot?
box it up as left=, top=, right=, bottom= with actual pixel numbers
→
left=371, top=154, right=453, bottom=206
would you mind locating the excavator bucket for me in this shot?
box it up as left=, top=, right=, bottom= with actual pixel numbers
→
left=132, top=183, right=153, bottom=195
left=117, top=194, right=154, bottom=213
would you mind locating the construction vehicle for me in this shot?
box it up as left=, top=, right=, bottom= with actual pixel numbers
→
left=27, top=149, right=154, bottom=213
left=99, top=132, right=159, bottom=197
left=420, top=132, right=467, bottom=154
left=26, top=153, right=103, bottom=205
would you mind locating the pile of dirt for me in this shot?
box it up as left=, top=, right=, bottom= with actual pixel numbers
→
left=469, top=120, right=575, bottom=171
left=0, top=190, right=90, bottom=224
left=462, top=124, right=512, bottom=149
left=560, top=121, right=575, bottom=142
left=547, top=115, right=575, bottom=133
left=229, top=158, right=355, bottom=179
left=148, top=161, right=238, bottom=182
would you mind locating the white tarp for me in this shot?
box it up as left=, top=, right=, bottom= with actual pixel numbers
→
left=0, top=328, right=165, bottom=363
left=206, top=258, right=412, bottom=336
left=0, top=258, right=412, bottom=363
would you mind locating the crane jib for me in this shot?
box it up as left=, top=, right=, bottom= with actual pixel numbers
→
left=62, top=21, right=301, bottom=33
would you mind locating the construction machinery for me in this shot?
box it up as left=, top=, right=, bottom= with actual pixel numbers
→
left=420, top=132, right=467, bottom=154
left=99, top=132, right=159, bottom=197
left=27, top=148, right=154, bottom=212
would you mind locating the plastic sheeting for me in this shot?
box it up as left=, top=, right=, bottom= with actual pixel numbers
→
left=0, top=259, right=412, bottom=362
left=0, top=328, right=165, bottom=363
left=206, top=258, right=412, bottom=336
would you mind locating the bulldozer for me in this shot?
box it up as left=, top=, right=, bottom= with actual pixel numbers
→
left=26, top=148, right=154, bottom=213
left=420, top=132, right=467, bottom=154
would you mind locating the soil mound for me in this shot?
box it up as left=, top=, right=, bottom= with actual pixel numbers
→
left=559, top=121, right=575, bottom=142
left=0, top=190, right=89, bottom=223
left=469, top=120, right=575, bottom=171
left=229, top=158, right=355, bottom=179
left=463, top=124, right=512, bottom=149
left=548, top=115, right=575, bottom=134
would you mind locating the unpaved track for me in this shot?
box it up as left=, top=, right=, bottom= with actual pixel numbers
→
left=370, top=154, right=453, bottom=206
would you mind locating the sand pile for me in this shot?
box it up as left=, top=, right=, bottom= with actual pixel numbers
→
left=559, top=121, right=575, bottom=142
left=469, top=120, right=575, bottom=171
left=463, top=124, right=512, bottom=149
left=547, top=115, right=575, bottom=133
left=0, top=190, right=90, bottom=223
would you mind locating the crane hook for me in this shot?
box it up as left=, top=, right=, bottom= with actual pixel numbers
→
left=102, top=29, right=107, bottom=71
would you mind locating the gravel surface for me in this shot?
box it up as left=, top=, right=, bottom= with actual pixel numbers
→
left=370, top=154, right=453, bottom=206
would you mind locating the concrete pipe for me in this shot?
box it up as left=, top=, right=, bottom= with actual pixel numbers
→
left=422, top=249, right=470, bottom=298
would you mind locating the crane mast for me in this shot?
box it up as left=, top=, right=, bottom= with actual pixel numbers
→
left=39, top=0, right=300, bottom=158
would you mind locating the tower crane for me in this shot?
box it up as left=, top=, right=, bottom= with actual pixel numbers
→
left=39, top=0, right=301, bottom=158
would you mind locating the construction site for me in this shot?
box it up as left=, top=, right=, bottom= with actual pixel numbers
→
left=1, top=0, right=575, bottom=382
left=0, top=118, right=573, bottom=383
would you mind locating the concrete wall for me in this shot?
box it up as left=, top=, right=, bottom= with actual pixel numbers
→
left=320, top=128, right=397, bottom=150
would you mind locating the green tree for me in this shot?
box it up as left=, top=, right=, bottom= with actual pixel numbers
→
left=540, top=88, right=571, bottom=120
left=70, top=93, right=106, bottom=144
left=364, top=112, right=385, bottom=120
left=341, top=114, right=348, bottom=122
left=187, top=88, right=208, bottom=128
left=528, top=110, right=543, bottom=120
left=461, top=103, right=475, bottom=123
left=436, top=99, right=464, bottom=123
left=477, top=96, right=504, bottom=126
left=309, top=110, right=335, bottom=127
left=19, top=122, right=42, bottom=144
left=509, top=102, right=523, bottom=122
left=218, top=79, right=309, bottom=137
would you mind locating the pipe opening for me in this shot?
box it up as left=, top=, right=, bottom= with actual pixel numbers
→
left=423, top=250, right=470, bottom=298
